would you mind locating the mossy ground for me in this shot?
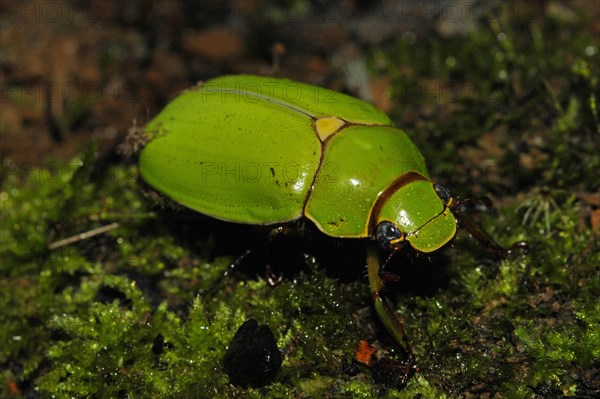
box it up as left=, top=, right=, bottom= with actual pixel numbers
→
left=1, top=2, right=599, bottom=398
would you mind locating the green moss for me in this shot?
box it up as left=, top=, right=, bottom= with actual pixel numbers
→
left=6, top=153, right=595, bottom=398
left=0, top=153, right=372, bottom=396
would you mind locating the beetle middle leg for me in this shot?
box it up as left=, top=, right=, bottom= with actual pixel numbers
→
left=202, top=249, right=252, bottom=298
left=202, top=223, right=308, bottom=295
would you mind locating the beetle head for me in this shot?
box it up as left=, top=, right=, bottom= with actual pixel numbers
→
left=374, top=180, right=457, bottom=253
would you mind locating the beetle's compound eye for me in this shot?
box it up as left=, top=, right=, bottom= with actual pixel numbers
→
left=434, top=184, right=453, bottom=205
left=375, top=221, right=405, bottom=251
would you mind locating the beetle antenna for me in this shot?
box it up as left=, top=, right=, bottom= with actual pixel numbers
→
left=451, top=196, right=493, bottom=213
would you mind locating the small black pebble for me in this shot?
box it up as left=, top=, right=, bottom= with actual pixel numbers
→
left=223, top=318, right=282, bottom=387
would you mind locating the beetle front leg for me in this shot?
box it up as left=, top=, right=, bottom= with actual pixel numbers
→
left=366, top=242, right=415, bottom=376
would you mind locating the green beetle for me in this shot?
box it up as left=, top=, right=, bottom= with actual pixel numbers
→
left=140, top=75, right=456, bottom=253
left=139, top=75, right=517, bottom=365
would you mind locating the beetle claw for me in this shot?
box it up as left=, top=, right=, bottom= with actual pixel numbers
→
left=265, top=265, right=284, bottom=286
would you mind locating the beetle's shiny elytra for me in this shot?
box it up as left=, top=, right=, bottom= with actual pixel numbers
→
left=139, top=75, right=457, bottom=252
